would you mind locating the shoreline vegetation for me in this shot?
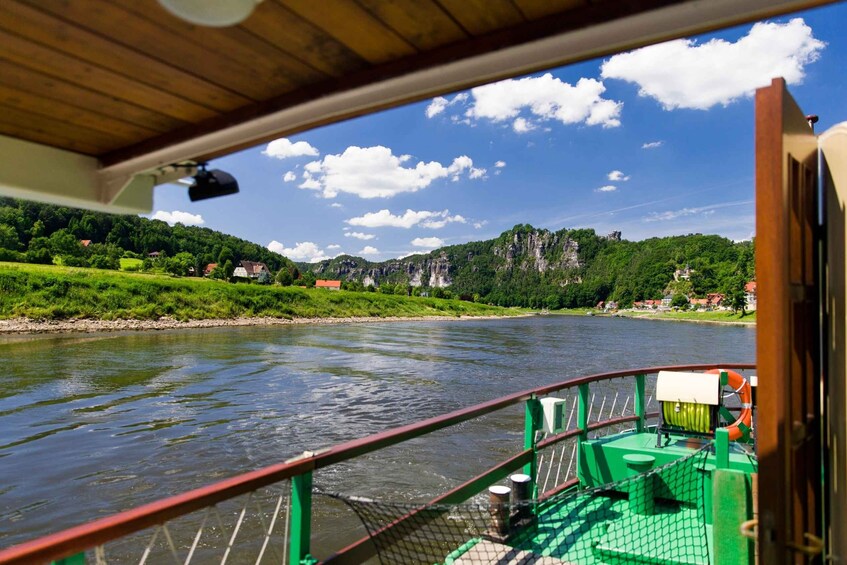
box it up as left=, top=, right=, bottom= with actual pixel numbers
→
left=548, top=308, right=756, bottom=326
left=0, top=263, right=525, bottom=335
left=0, top=263, right=755, bottom=336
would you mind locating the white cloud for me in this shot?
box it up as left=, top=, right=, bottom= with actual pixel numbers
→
left=513, top=117, right=535, bottom=133
left=495, top=161, right=506, bottom=168
left=267, top=240, right=329, bottom=263
left=642, top=141, right=664, bottom=149
left=298, top=146, right=483, bottom=199
left=608, top=170, right=630, bottom=181
left=425, top=96, right=448, bottom=118
left=347, top=209, right=466, bottom=229
left=263, top=138, right=319, bottom=159
left=463, top=73, right=622, bottom=129
left=473, top=220, right=488, bottom=229
left=151, top=210, right=204, bottom=226
left=469, top=167, right=487, bottom=179
left=330, top=202, right=342, bottom=208
left=596, top=185, right=618, bottom=193
left=359, top=246, right=379, bottom=256
left=411, top=237, right=445, bottom=248
left=283, top=171, right=297, bottom=182
left=644, top=199, right=754, bottom=222
left=345, top=232, right=376, bottom=240
left=601, top=18, right=824, bottom=110
left=326, top=244, right=341, bottom=250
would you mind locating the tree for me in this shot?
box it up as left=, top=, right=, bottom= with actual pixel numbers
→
left=671, top=293, right=689, bottom=309
left=276, top=268, right=293, bottom=286
left=218, top=247, right=235, bottom=266
left=257, top=270, right=272, bottom=285
left=727, top=276, right=747, bottom=315
left=166, top=252, right=195, bottom=276
left=222, top=259, right=235, bottom=280
left=0, top=224, right=20, bottom=251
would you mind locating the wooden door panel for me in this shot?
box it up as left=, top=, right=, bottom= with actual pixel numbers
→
left=755, top=77, right=821, bottom=563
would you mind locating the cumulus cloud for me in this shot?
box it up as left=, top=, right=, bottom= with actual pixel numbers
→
left=596, top=185, right=618, bottom=193
left=347, top=209, right=466, bottom=229
left=267, top=240, right=329, bottom=262
left=326, top=244, right=341, bottom=249
left=412, top=237, right=445, bottom=248
left=152, top=210, right=204, bottom=226
left=345, top=232, right=376, bottom=240
left=298, top=146, right=483, bottom=199
left=359, top=246, right=379, bottom=256
left=642, top=141, right=664, bottom=149
left=426, top=96, right=449, bottom=118
left=473, top=220, right=488, bottom=229
left=459, top=73, right=621, bottom=130
left=283, top=171, right=297, bottom=182
left=495, top=161, right=506, bottom=168
left=330, top=202, right=342, bottom=208
left=608, top=170, right=630, bottom=181
left=601, top=18, right=824, bottom=110
left=263, top=138, right=319, bottom=159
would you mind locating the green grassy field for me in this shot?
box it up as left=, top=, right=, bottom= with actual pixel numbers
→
left=0, top=262, right=518, bottom=322
left=119, top=257, right=143, bottom=271
left=626, top=309, right=756, bottom=324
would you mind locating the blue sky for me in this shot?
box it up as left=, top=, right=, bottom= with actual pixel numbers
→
left=150, top=3, right=847, bottom=264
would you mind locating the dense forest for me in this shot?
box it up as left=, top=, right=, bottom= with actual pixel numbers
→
left=308, top=224, right=755, bottom=309
left=0, top=198, right=295, bottom=277
left=0, top=199, right=754, bottom=310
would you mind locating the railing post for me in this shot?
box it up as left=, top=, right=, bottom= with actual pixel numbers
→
left=635, top=374, right=646, bottom=433
left=576, top=383, right=590, bottom=486
left=289, top=472, right=315, bottom=565
left=523, top=395, right=542, bottom=498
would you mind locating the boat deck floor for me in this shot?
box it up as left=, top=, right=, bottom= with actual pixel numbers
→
left=449, top=493, right=712, bottom=565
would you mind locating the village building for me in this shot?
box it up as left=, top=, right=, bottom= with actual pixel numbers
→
left=662, top=294, right=674, bottom=307
left=203, top=263, right=217, bottom=276
left=233, top=260, right=270, bottom=279
left=673, top=264, right=693, bottom=281
left=745, top=281, right=757, bottom=311
left=316, top=280, right=342, bottom=291
left=148, top=251, right=160, bottom=258
left=79, top=239, right=91, bottom=247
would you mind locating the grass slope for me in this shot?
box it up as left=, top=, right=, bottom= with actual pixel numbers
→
left=0, top=263, right=517, bottom=321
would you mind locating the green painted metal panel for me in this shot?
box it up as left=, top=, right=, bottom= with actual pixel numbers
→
left=523, top=396, right=542, bottom=497
left=576, top=384, right=590, bottom=486
left=51, top=553, right=85, bottom=565
left=635, top=374, right=646, bottom=433
left=712, top=469, right=754, bottom=565
left=289, top=472, right=314, bottom=565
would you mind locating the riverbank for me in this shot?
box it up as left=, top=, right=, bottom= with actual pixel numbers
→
left=0, top=263, right=518, bottom=327
left=0, top=313, right=525, bottom=335
left=545, top=308, right=755, bottom=326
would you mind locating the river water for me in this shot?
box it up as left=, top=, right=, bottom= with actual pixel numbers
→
left=0, top=316, right=754, bottom=558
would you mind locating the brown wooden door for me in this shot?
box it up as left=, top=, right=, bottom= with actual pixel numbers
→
left=756, top=77, right=822, bottom=563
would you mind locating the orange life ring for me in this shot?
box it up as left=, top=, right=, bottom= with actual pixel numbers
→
left=707, top=368, right=752, bottom=441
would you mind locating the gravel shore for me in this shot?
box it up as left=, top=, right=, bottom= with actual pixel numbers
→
left=0, top=314, right=520, bottom=335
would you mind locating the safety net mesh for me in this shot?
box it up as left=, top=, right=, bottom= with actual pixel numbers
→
left=322, top=446, right=711, bottom=565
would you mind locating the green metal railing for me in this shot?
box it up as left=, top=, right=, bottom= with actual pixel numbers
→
left=0, top=363, right=754, bottom=565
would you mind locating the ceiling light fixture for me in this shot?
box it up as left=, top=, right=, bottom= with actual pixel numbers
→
left=188, top=164, right=240, bottom=201
left=157, top=0, right=262, bottom=27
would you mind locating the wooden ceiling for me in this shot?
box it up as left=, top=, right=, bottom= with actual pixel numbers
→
left=0, top=0, right=836, bottom=212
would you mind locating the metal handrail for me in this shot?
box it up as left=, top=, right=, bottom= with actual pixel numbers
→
left=0, top=363, right=755, bottom=564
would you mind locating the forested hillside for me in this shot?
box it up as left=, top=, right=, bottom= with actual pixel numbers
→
left=309, top=225, right=755, bottom=309
left=0, top=198, right=294, bottom=276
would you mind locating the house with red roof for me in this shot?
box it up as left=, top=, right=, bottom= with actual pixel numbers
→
left=745, top=281, right=757, bottom=310
left=316, top=280, right=342, bottom=290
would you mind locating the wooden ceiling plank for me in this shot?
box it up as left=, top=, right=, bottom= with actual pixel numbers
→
left=437, top=0, right=526, bottom=36
left=242, top=0, right=368, bottom=78
left=28, top=0, right=278, bottom=101
left=0, top=58, right=180, bottom=133
left=6, top=1, right=250, bottom=113
left=512, top=0, right=587, bottom=21
left=0, top=107, right=116, bottom=155
left=0, top=29, right=215, bottom=123
left=280, top=0, right=418, bottom=64
left=111, top=0, right=325, bottom=90
left=0, top=82, right=158, bottom=143
left=356, top=0, right=468, bottom=51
